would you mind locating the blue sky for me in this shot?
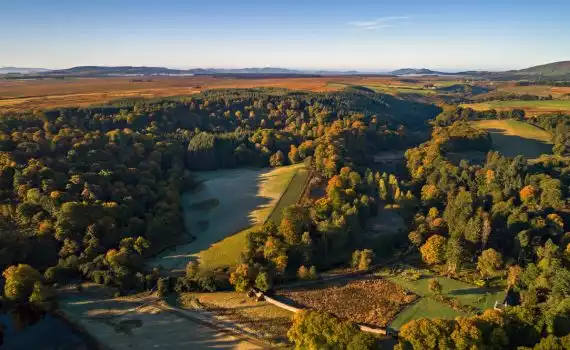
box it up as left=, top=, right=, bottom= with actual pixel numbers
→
left=1, top=0, right=569, bottom=71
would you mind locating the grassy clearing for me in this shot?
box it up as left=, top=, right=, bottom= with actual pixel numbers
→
left=278, top=277, right=417, bottom=328
left=464, top=100, right=570, bottom=115
left=386, top=269, right=505, bottom=310
left=470, top=119, right=552, bottom=158
left=385, top=269, right=505, bottom=329
left=389, top=297, right=464, bottom=330
left=149, top=164, right=306, bottom=272
left=180, top=291, right=293, bottom=344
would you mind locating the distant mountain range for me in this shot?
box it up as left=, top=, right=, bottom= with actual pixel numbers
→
left=0, top=67, right=51, bottom=74
left=2, top=61, right=570, bottom=80
left=389, top=68, right=449, bottom=76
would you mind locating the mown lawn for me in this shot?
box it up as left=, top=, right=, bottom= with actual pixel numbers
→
left=470, top=119, right=552, bottom=158
left=387, top=269, right=505, bottom=310
left=389, top=297, right=464, bottom=330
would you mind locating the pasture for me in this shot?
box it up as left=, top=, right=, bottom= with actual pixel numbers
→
left=464, top=99, right=570, bottom=115
left=470, top=119, right=552, bottom=158
left=149, top=164, right=307, bottom=272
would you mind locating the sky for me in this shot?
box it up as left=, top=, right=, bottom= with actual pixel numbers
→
left=1, top=0, right=569, bottom=71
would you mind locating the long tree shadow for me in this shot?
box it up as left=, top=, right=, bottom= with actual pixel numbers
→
left=447, top=287, right=494, bottom=296
left=485, top=128, right=552, bottom=158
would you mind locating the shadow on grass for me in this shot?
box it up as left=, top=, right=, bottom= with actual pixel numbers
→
left=486, top=128, right=552, bottom=158
left=447, top=287, right=492, bottom=296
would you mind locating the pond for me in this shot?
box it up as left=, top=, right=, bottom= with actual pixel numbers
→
left=0, top=304, right=93, bottom=350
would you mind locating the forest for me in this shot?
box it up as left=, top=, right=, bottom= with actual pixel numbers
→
left=0, top=85, right=569, bottom=349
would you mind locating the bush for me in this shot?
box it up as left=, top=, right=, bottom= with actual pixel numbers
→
left=401, top=268, right=422, bottom=281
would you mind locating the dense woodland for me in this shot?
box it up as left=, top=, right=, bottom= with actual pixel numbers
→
left=0, top=88, right=437, bottom=300
left=0, top=86, right=569, bottom=349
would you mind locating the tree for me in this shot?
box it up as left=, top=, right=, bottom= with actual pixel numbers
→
left=351, top=249, right=374, bottom=270
left=29, top=281, right=54, bottom=303
left=477, top=248, right=503, bottom=279
left=445, top=238, right=465, bottom=274
left=420, top=235, right=447, bottom=265
left=429, top=278, right=443, bottom=295
left=255, top=271, right=272, bottom=292
left=358, top=249, right=375, bottom=270
left=269, top=150, right=285, bottom=167
left=287, top=310, right=375, bottom=350
left=229, top=264, right=251, bottom=292
left=288, top=145, right=301, bottom=164
left=3, top=264, right=42, bottom=302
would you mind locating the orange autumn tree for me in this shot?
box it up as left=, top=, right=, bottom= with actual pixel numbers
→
left=420, top=234, right=447, bottom=265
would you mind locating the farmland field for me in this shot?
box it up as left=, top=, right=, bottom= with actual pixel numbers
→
left=149, top=164, right=307, bottom=272
left=0, top=75, right=430, bottom=112
left=464, top=99, right=570, bottom=115
left=470, top=119, right=552, bottom=158
left=486, top=83, right=570, bottom=98
left=278, top=277, right=417, bottom=328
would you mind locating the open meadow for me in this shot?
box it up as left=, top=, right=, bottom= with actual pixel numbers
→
left=470, top=119, right=553, bottom=158
left=464, top=99, right=570, bottom=115
left=150, top=164, right=308, bottom=272
left=384, top=268, right=505, bottom=329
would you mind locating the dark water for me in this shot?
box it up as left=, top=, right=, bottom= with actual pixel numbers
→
left=0, top=305, right=90, bottom=350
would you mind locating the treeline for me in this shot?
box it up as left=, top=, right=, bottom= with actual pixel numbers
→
left=435, top=106, right=526, bottom=126
left=527, top=113, right=570, bottom=156
left=474, top=92, right=554, bottom=103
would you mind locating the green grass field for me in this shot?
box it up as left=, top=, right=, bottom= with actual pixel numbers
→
left=389, top=297, right=464, bottom=330
left=464, top=100, right=570, bottom=115
left=387, top=271, right=505, bottom=310
left=149, top=164, right=307, bottom=272
left=267, top=167, right=310, bottom=223
left=470, top=119, right=552, bottom=158
left=385, top=269, right=505, bottom=330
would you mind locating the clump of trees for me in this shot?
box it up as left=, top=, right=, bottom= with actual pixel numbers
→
left=287, top=310, right=377, bottom=350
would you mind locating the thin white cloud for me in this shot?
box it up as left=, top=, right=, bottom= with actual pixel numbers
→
left=348, top=16, right=409, bottom=30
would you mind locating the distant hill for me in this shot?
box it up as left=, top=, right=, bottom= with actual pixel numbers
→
left=390, top=68, right=447, bottom=76
left=462, top=61, right=570, bottom=81
left=515, top=61, right=570, bottom=77
left=0, top=67, right=50, bottom=74
left=40, top=66, right=306, bottom=77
